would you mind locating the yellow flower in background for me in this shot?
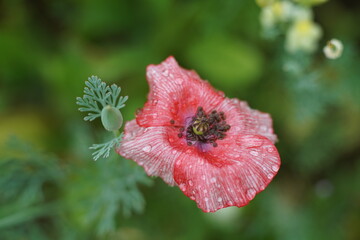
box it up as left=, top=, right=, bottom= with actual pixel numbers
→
left=323, top=39, right=344, bottom=59
left=285, top=19, right=322, bottom=53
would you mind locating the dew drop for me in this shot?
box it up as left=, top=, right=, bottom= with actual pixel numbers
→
left=210, top=177, right=216, bottom=183
left=201, top=175, right=206, bottom=180
left=162, top=69, right=169, bottom=76
left=190, top=196, right=195, bottom=200
left=217, top=197, right=222, bottom=202
left=250, top=150, right=259, bottom=156
left=188, top=180, right=193, bottom=186
left=179, top=183, right=186, bottom=191
left=267, top=147, right=274, bottom=153
left=227, top=201, right=233, bottom=205
left=176, top=161, right=181, bottom=166
left=271, top=164, right=279, bottom=172
left=260, top=125, right=268, bottom=132
left=267, top=173, right=274, bottom=179
left=203, top=189, right=208, bottom=194
left=189, top=165, right=193, bottom=169
left=172, top=150, right=177, bottom=154
left=142, top=145, right=152, bottom=153
left=151, top=99, right=158, bottom=105
left=205, top=197, right=209, bottom=202
left=246, top=188, right=256, bottom=200
left=186, top=149, right=192, bottom=154
left=168, top=137, right=174, bottom=143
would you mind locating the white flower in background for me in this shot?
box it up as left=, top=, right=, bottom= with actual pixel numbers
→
left=285, top=19, right=322, bottom=53
left=323, top=39, right=343, bottom=59
left=290, top=5, right=313, bottom=21
left=260, top=1, right=294, bottom=30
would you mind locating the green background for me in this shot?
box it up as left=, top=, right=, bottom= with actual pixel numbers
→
left=0, top=0, right=359, bottom=239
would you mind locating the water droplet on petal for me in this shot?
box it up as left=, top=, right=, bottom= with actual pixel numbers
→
left=210, top=177, right=216, bottom=183
left=188, top=180, right=193, bottom=186
left=179, top=183, right=186, bottom=191
left=271, top=164, right=279, bottom=172
left=142, top=145, right=152, bottom=153
left=203, top=189, right=208, bottom=193
left=201, top=175, right=206, bottom=180
left=250, top=150, right=259, bottom=156
left=205, top=197, right=209, bottom=202
left=227, top=201, right=233, bottom=205
left=168, top=137, right=174, bottom=143
left=267, top=173, right=274, bottom=179
left=217, top=197, right=222, bottom=202
left=190, top=196, right=195, bottom=200
left=151, top=99, right=158, bottom=105
left=246, top=188, right=256, bottom=200
left=162, top=69, right=169, bottom=76
left=267, top=146, right=274, bottom=153
left=172, top=150, right=177, bottom=154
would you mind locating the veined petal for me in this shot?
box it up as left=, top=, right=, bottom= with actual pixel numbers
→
left=137, top=56, right=225, bottom=127
left=216, top=98, right=277, bottom=143
left=117, top=120, right=181, bottom=186
left=173, top=134, right=280, bottom=212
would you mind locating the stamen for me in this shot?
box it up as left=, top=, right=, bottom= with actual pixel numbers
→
left=176, top=106, right=231, bottom=147
left=170, top=119, right=175, bottom=124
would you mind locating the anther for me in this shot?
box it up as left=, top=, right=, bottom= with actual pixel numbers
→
left=170, top=119, right=175, bottom=124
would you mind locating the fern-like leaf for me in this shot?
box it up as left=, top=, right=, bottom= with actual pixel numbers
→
left=76, top=76, right=128, bottom=121
left=89, top=134, right=123, bottom=161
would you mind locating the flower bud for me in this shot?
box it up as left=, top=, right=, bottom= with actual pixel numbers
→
left=101, top=105, right=123, bottom=131
left=323, top=39, right=343, bottom=59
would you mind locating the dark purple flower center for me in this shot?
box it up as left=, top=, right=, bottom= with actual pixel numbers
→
left=171, top=107, right=230, bottom=147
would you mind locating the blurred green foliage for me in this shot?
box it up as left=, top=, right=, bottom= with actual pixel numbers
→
left=0, top=0, right=359, bottom=239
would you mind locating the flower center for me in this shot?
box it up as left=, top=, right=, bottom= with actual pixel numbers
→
left=173, top=107, right=230, bottom=147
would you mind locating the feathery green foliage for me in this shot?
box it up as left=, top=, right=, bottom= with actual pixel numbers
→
left=76, top=76, right=128, bottom=121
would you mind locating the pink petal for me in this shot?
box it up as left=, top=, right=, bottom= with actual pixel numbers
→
left=216, top=98, right=277, bottom=143
left=173, top=134, right=280, bottom=212
left=117, top=120, right=182, bottom=186
left=137, top=56, right=225, bottom=127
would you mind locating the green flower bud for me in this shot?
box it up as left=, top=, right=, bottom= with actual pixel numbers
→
left=101, top=105, right=123, bottom=131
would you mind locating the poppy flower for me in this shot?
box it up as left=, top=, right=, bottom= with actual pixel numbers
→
left=117, top=56, right=281, bottom=212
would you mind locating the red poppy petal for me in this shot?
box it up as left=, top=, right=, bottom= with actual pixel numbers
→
left=137, top=56, right=224, bottom=128
left=117, top=120, right=181, bottom=186
left=173, top=134, right=280, bottom=212
left=216, top=98, right=277, bottom=143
